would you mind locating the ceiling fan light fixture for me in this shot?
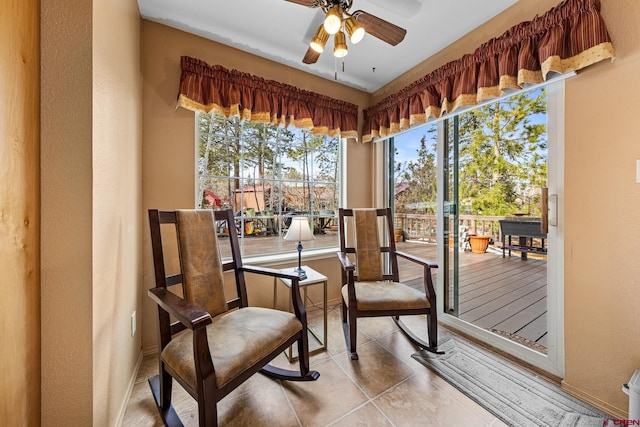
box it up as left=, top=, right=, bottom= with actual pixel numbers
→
left=344, top=17, right=365, bottom=44
left=333, top=30, right=348, bottom=58
left=323, top=5, right=342, bottom=35
left=310, top=25, right=329, bottom=53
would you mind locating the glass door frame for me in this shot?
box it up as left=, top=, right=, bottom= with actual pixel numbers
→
left=434, top=81, right=566, bottom=378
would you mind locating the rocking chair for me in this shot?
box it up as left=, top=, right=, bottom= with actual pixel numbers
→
left=337, top=208, right=441, bottom=360
left=147, top=209, right=319, bottom=427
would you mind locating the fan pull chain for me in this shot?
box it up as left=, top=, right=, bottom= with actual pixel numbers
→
left=333, top=58, right=346, bottom=81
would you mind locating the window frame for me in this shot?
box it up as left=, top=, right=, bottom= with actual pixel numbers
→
left=195, top=112, right=343, bottom=262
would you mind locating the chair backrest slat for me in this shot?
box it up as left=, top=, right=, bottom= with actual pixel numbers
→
left=353, top=209, right=384, bottom=281
left=176, top=210, right=229, bottom=317
left=339, top=207, right=400, bottom=282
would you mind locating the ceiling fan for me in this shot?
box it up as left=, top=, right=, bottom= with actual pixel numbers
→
left=285, top=0, right=407, bottom=64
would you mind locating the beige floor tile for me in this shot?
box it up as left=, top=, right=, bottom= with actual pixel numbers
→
left=121, top=381, right=164, bottom=426
left=281, top=357, right=368, bottom=427
left=217, top=380, right=300, bottom=427
left=136, top=353, right=160, bottom=384
left=225, top=364, right=284, bottom=400
left=354, top=316, right=397, bottom=341
left=374, top=329, right=422, bottom=369
left=124, top=309, right=534, bottom=427
left=327, top=402, right=393, bottom=427
left=374, top=371, right=490, bottom=427
left=324, top=308, right=373, bottom=357
left=334, top=340, right=415, bottom=398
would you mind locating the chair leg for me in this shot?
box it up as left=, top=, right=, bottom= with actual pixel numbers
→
left=297, top=331, right=311, bottom=373
left=427, top=312, right=438, bottom=350
left=341, top=303, right=359, bottom=360
left=148, top=375, right=183, bottom=427
left=197, top=374, right=220, bottom=427
left=198, top=403, right=217, bottom=427
left=261, top=332, right=320, bottom=382
left=159, top=361, right=173, bottom=410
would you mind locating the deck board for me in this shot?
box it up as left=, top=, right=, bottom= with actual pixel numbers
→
left=510, top=305, right=547, bottom=341
left=464, top=285, right=546, bottom=326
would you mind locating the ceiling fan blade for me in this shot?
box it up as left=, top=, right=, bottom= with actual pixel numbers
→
left=284, top=0, right=318, bottom=7
left=353, top=10, right=407, bottom=46
left=302, top=47, right=321, bottom=64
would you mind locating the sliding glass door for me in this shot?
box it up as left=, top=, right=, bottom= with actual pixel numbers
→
left=389, top=81, right=565, bottom=376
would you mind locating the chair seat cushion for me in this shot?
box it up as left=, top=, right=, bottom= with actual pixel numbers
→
left=342, top=281, right=430, bottom=311
left=161, top=306, right=302, bottom=389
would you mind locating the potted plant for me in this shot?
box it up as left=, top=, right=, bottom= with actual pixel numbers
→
left=468, top=234, right=490, bottom=253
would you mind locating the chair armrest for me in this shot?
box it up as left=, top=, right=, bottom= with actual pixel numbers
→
left=336, top=251, right=355, bottom=271
left=148, top=288, right=212, bottom=330
left=239, top=265, right=307, bottom=321
left=395, top=250, right=438, bottom=269
left=395, top=251, right=438, bottom=300
left=240, top=264, right=300, bottom=281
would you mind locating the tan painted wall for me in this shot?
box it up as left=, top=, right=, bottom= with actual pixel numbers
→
left=0, top=1, right=40, bottom=425
left=373, top=0, right=640, bottom=417
left=92, top=0, right=143, bottom=424
left=41, top=0, right=93, bottom=423
left=140, top=21, right=372, bottom=350
left=562, top=0, right=640, bottom=416
left=41, top=0, right=143, bottom=425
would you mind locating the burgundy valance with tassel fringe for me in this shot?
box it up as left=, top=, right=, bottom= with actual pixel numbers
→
left=362, top=0, right=615, bottom=143
left=177, top=56, right=359, bottom=139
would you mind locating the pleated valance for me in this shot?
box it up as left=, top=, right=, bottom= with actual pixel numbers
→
left=177, top=56, right=359, bottom=139
left=362, top=0, right=615, bottom=143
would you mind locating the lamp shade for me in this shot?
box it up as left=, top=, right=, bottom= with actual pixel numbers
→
left=284, top=217, right=315, bottom=242
left=310, top=25, right=329, bottom=53
left=344, top=17, right=365, bottom=44
left=333, top=31, right=348, bottom=58
left=323, top=5, right=342, bottom=35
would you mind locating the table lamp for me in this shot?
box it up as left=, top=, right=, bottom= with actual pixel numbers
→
left=284, top=216, right=315, bottom=280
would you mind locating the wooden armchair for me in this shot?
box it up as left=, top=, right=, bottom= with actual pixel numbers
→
left=147, top=209, right=319, bottom=427
left=337, top=208, right=441, bottom=360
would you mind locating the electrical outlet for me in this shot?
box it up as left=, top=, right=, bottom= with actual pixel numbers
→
left=131, top=311, right=136, bottom=337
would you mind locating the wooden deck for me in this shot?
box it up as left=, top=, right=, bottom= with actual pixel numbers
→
left=395, top=241, right=548, bottom=352
left=236, top=232, right=548, bottom=352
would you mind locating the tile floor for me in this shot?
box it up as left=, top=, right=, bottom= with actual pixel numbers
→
left=122, top=304, right=509, bottom=426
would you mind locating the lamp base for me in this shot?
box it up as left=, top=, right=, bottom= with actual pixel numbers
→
left=293, top=266, right=307, bottom=281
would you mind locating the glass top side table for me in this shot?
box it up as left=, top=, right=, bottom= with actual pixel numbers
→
left=273, top=265, right=328, bottom=361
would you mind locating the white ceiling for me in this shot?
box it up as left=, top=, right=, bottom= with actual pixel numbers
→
left=137, top=0, right=518, bottom=93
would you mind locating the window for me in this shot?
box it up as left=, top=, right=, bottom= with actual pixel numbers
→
left=196, top=113, right=341, bottom=258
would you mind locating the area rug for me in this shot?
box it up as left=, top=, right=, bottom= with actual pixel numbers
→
left=412, top=338, right=608, bottom=427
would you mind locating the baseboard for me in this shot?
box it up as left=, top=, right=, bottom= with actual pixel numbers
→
left=561, top=381, right=627, bottom=420
left=115, top=350, right=144, bottom=427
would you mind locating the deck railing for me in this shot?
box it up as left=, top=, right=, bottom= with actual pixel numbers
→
left=393, top=212, right=543, bottom=249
